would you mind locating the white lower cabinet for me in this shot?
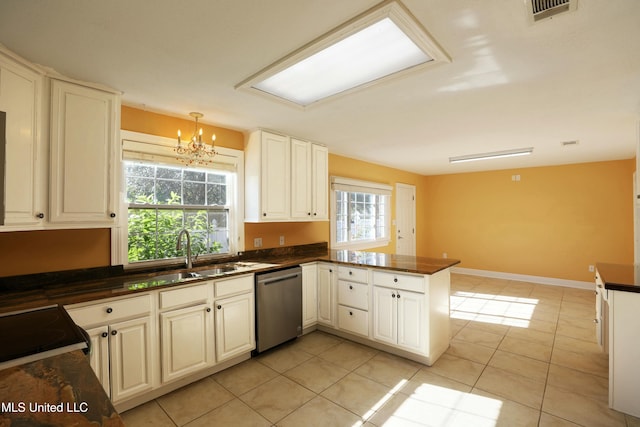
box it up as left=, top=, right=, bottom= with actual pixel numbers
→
left=302, top=263, right=318, bottom=329
left=159, top=282, right=214, bottom=384
left=317, top=263, right=337, bottom=326
left=66, top=293, right=155, bottom=404
left=214, top=275, right=256, bottom=362
left=372, top=285, right=425, bottom=352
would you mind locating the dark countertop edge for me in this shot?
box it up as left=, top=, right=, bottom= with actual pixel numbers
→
left=0, top=245, right=461, bottom=314
left=596, top=262, right=640, bottom=293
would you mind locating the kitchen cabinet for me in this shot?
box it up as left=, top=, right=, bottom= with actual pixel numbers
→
left=291, top=140, right=328, bottom=220
left=49, top=78, right=120, bottom=225
left=214, top=274, right=255, bottom=361
left=0, top=48, right=45, bottom=227
left=245, top=130, right=290, bottom=221
left=302, top=263, right=318, bottom=329
left=159, top=282, right=214, bottom=383
left=372, top=271, right=427, bottom=353
left=245, top=129, right=328, bottom=222
left=337, top=266, right=369, bottom=336
left=66, top=293, right=156, bottom=403
left=317, top=263, right=337, bottom=327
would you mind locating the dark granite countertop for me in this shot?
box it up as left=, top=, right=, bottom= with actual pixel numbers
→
left=596, top=262, right=640, bottom=293
left=0, top=350, right=123, bottom=426
left=0, top=243, right=460, bottom=314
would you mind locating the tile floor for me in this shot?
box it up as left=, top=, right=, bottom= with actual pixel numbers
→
left=122, top=274, right=640, bottom=426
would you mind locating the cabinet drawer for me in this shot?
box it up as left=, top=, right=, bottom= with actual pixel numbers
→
left=372, top=271, right=424, bottom=293
left=159, top=282, right=211, bottom=310
left=215, top=274, right=254, bottom=298
left=338, top=281, right=368, bottom=310
left=338, top=266, right=368, bottom=283
left=338, top=305, right=369, bottom=337
left=67, top=294, right=152, bottom=327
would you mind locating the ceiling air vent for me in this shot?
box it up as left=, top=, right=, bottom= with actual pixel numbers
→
left=527, top=0, right=577, bottom=23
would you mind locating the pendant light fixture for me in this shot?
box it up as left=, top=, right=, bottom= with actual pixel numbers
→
left=175, top=112, right=217, bottom=166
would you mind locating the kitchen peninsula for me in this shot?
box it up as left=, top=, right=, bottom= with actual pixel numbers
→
left=595, top=263, right=640, bottom=418
left=0, top=244, right=459, bottom=415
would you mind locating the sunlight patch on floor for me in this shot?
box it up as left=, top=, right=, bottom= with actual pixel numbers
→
left=451, top=291, right=539, bottom=328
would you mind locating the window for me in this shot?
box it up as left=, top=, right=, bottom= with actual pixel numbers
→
left=118, top=131, right=244, bottom=267
left=125, top=161, right=231, bottom=262
left=331, top=177, right=391, bottom=250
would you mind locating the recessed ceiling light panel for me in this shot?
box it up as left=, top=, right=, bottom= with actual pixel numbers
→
left=449, top=147, right=534, bottom=164
left=237, top=0, right=450, bottom=108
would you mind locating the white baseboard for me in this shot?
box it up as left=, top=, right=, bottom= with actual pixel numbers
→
left=451, top=267, right=593, bottom=290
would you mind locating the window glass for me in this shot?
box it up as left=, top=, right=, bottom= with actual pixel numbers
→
left=124, top=161, right=231, bottom=264
left=334, top=189, right=389, bottom=248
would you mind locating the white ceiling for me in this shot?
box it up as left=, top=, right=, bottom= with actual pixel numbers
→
left=1, top=0, right=639, bottom=175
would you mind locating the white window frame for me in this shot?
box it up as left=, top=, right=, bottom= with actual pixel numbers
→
left=113, top=130, right=244, bottom=268
left=330, top=176, right=392, bottom=250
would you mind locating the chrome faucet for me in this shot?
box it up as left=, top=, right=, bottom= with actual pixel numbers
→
left=176, top=229, right=192, bottom=269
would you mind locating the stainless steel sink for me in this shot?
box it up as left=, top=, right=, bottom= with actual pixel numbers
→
left=196, top=265, right=237, bottom=276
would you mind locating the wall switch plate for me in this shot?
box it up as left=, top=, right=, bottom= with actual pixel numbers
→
left=254, top=238, right=262, bottom=248
left=588, top=265, right=595, bottom=272
left=279, top=236, right=285, bottom=246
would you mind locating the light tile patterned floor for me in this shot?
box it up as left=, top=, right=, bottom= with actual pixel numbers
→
left=122, top=274, right=640, bottom=426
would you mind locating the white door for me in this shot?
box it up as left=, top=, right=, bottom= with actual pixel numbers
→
left=160, top=304, right=213, bottom=383
left=317, top=264, right=335, bottom=326
left=397, top=290, right=424, bottom=353
left=291, top=139, right=312, bottom=219
left=215, top=292, right=255, bottom=361
left=372, top=286, right=397, bottom=345
left=260, top=132, right=290, bottom=219
left=311, top=144, right=329, bottom=219
left=396, top=183, right=416, bottom=256
left=86, top=325, right=110, bottom=395
left=109, top=316, right=154, bottom=403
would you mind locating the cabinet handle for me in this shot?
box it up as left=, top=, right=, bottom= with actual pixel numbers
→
left=106, top=307, right=113, bottom=314
left=308, top=212, right=311, bottom=216
left=313, top=213, right=317, bottom=216
left=394, top=278, right=398, bottom=283
left=392, top=293, right=396, bottom=298
left=111, top=330, right=117, bottom=335
left=349, top=271, right=353, bottom=275
left=36, top=213, right=44, bottom=219
left=101, top=332, right=108, bottom=338
left=110, top=212, right=116, bottom=218
left=397, top=292, right=401, bottom=299
left=349, top=285, right=353, bottom=290
left=329, top=269, right=333, bottom=273
left=217, top=305, right=222, bottom=310
left=263, top=213, right=267, bottom=217
left=349, top=311, right=353, bottom=316
left=206, top=307, right=212, bottom=312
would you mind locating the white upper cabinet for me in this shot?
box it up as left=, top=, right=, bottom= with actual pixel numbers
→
left=0, top=48, right=45, bottom=227
left=49, top=79, right=120, bottom=225
left=246, top=129, right=328, bottom=222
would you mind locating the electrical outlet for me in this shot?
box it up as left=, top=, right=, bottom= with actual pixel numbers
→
left=254, top=238, right=262, bottom=248
left=443, top=252, right=448, bottom=259
left=279, top=236, right=285, bottom=246
left=588, top=265, right=595, bottom=272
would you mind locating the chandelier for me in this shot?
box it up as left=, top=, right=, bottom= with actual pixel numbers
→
left=175, top=112, right=217, bottom=166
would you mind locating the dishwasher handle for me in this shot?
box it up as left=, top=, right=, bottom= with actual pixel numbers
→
left=257, top=272, right=300, bottom=286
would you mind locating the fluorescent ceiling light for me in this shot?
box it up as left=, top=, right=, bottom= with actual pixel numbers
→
left=449, top=147, right=534, bottom=164
left=237, top=0, right=450, bottom=108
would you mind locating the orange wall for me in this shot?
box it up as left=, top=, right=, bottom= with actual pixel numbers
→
left=121, top=106, right=244, bottom=150
left=0, top=229, right=111, bottom=276
left=424, top=160, right=634, bottom=281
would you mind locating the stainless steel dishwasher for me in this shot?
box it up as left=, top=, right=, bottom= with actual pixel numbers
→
left=255, top=266, right=302, bottom=353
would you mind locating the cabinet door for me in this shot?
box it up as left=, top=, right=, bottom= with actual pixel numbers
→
left=85, top=325, right=110, bottom=396
left=160, top=304, right=214, bottom=383
left=396, top=290, right=425, bottom=352
left=302, top=263, right=318, bottom=328
left=215, top=292, right=255, bottom=362
left=0, top=57, right=44, bottom=226
left=50, top=79, right=118, bottom=224
left=373, top=286, right=396, bottom=345
left=317, top=264, right=336, bottom=326
left=311, top=144, right=328, bottom=220
left=260, top=132, right=290, bottom=220
left=291, top=139, right=312, bottom=219
left=109, top=316, right=154, bottom=403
